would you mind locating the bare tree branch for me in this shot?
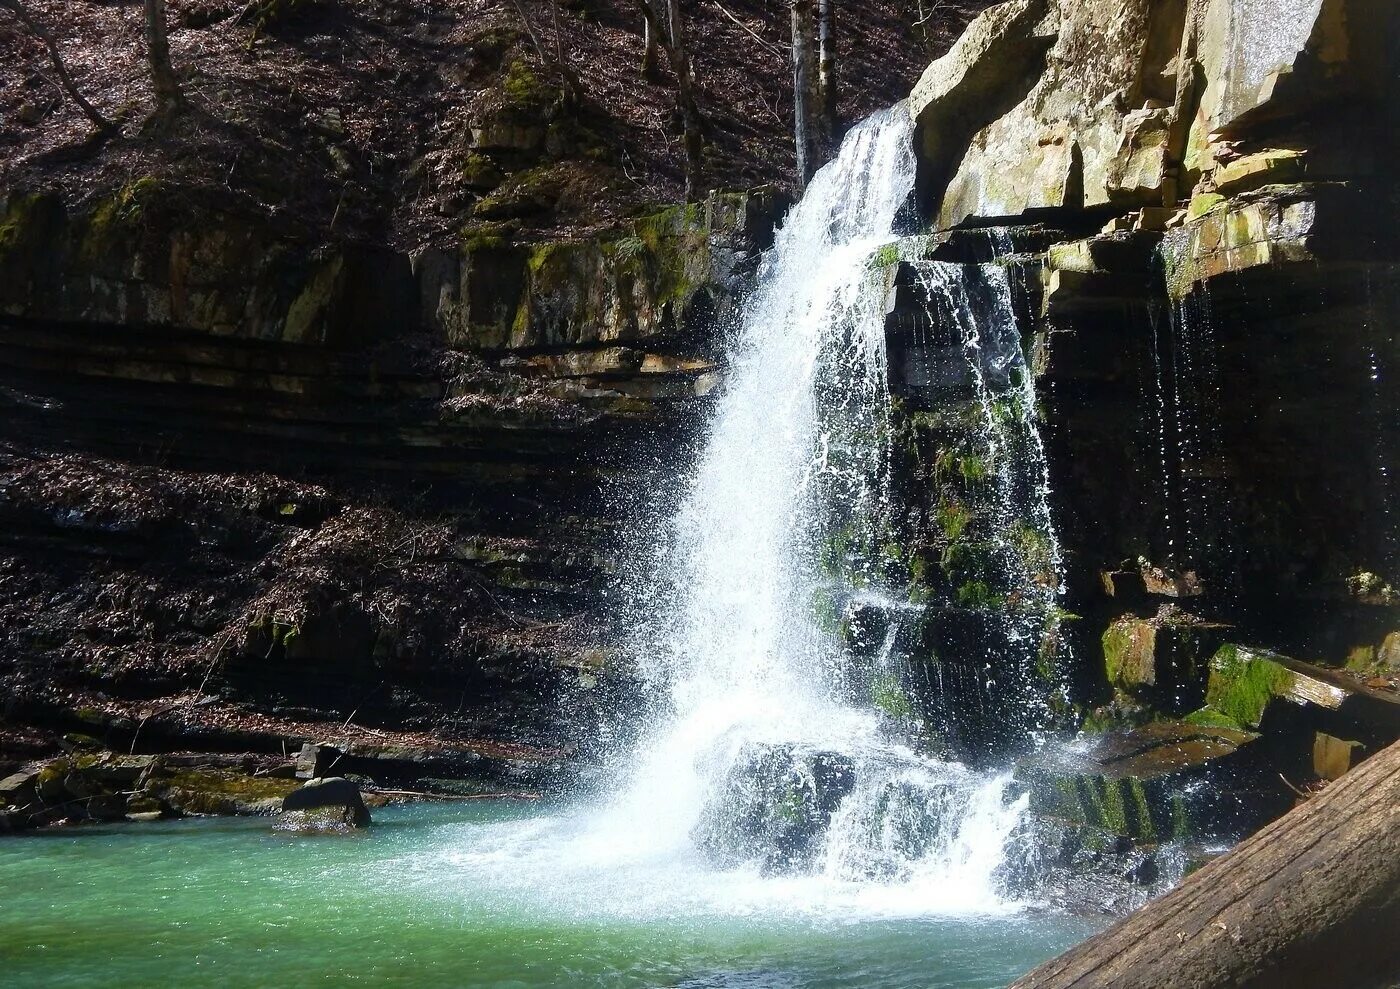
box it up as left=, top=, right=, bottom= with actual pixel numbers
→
left=0, top=0, right=116, bottom=134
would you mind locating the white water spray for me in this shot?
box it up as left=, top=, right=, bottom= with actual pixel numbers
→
left=579, top=108, right=1027, bottom=913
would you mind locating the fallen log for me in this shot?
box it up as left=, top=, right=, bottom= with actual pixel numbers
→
left=1010, top=737, right=1400, bottom=989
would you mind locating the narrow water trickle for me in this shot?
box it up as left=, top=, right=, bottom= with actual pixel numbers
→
left=911, top=259, right=1069, bottom=736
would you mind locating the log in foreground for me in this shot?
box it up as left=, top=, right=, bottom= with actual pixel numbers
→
left=1010, top=738, right=1400, bottom=989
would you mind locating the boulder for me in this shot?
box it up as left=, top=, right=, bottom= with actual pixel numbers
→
left=281, top=776, right=371, bottom=827
left=0, top=770, right=37, bottom=808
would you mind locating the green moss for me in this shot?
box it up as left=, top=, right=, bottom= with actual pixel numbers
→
left=1126, top=778, right=1156, bottom=842
left=460, top=152, right=503, bottom=188
left=500, top=60, right=556, bottom=111
left=1102, top=622, right=1136, bottom=687
left=776, top=787, right=804, bottom=824
left=0, top=192, right=47, bottom=258
left=871, top=674, right=914, bottom=720
left=956, top=580, right=1001, bottom=610
left=1203, top=645, right=1295, bottom=729
left=273, top=621, right=300, bottom=651
left=1079, top=707, right=1117, bottom=734
left=1183, top=706, right=1242, bottom=730
left=1098, top=779, right=1128, bottom=834
left=1170, top=792, right=1191, bottom=840
left=160, top=770, right=298, bottom=815
left=958, top=454, right=989, bottom=486
left=940, top=540, right=988, bottom=582
left=819, top=525, right=856, bottom=577
left=811, top=586, right=841, bottom=635
left=83, top=177, right=160, bottom=260
left=1187, top=192, right=1226, bottom=221
left=36, top=761, right=68, bottom=786
left=610, top=235, right=647, bottom=264
left=1009, top=520, right=1051, bottom=574
left=935, top=499, right=972, bottom=542
left=1345, top=645, right=1379, bottom=674
left=869, top=243, right=902, bottom=269
left=907, top=552, right=927, bottom=586
left=460, top=220, right=513, bottom=253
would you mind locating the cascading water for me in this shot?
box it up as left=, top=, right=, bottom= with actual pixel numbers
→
left=574, top=108, right=1045, bottom=913
left=434, top=108, right=1075, bottom=929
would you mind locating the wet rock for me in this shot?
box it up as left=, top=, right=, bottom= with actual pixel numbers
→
left=693, top=744, right=856, bottom=873
left=1102, top=609, right=1229, bottom=715
left=996, top=812, right=1191, bottom=916
left=281, top=776, right=371, bottom=827
left=1016, top=720, right=1268, bottom=844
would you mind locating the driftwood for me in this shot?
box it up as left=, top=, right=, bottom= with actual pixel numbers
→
left=1010, top=738, right=1400, bottom=989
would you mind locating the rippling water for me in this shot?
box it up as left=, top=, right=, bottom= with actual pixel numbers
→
left=0, top=803, right=1100, bottom=988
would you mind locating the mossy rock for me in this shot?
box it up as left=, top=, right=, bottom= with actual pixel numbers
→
left=156, top=770, right=299, bottom=816
left=1018, top=721, right=1257, bottom=843
left=1199, top=644, right=1297, bottom=729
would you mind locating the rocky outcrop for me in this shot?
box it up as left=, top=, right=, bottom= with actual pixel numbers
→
left=910, top=0, right=1398, bottom=229
left=880, top=0, right=1400, bottom=894
left=0, top=171, right=779, bottom=798
left=694, top=743, right=857, bottom=873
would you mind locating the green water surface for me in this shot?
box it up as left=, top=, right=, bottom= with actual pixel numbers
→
left=0, top=802, right=1099, bottom=988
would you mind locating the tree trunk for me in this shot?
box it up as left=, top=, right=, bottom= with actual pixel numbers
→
left=665, top=0, right=703, bottom=202
left=641, top=13, right=661, bottom=78
left=816, top=0, right=836, bottom=160
left=637, top=0, right=704, bottom=201
left=789, top=0, right=816, bottom=188
left=1, top=0, right=114, bottom=133
left=1010, top=737, right=1400, bottom=989
left=143, top=0, right=184, bottom=116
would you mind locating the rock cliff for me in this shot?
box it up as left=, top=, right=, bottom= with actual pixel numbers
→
left=877, top=0, right=1399, bottom=895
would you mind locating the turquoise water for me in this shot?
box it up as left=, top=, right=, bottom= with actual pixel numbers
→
left=0, top=802, right=1099, bottom=988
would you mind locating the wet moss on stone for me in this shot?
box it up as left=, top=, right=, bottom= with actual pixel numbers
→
left=1202, top=644, right=1295, bottom=729
left=871, top=674, right=914, bottom=720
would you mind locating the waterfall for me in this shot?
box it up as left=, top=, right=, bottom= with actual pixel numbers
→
left=581, top=108, right=1035, bottom=913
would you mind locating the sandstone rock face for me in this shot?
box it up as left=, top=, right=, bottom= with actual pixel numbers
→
left=0, top=187, right=414, bottom=349
left=425, top=190, right=773, bottom=352
left=0, top=185, right=772, bottom=360
left=909, top=0, right=1397, bottom=231
left=890, top=0, right=1399, bottom=821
